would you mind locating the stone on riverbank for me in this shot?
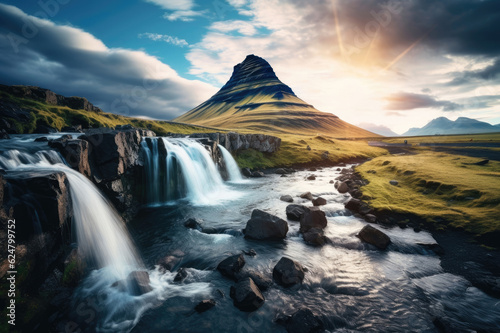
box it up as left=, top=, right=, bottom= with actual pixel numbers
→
left=357, top=225, right=391, bottom=250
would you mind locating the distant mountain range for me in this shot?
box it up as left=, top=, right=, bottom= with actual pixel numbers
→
left=403, top=117, right=500, bottom=136
left=175, top=55, right=376, bottom=138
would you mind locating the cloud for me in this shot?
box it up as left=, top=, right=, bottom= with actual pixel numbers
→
left=138, top=32, right=188, bottom=47
left=448, top=58, right=500, bottom=85
left=0, top=4, right=216, bottom=119
left=143, top=0, right=206, bottom=21
left=385, top=92, right=463, bottom=111
left=210, top=20, right=258, bottom=36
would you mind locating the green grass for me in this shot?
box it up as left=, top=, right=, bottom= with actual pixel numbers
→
left=235, top=134, right=387, bottom=168
left=357, top=151, right=500, bottom=237
left=0, top=91, right=220, bottom=136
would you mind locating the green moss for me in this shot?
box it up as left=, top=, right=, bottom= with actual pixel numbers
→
left=357, top=151, right=500, bottom=237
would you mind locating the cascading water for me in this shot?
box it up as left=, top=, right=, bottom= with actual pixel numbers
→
left=0, top=150, right=140, bottom=279
left=218, top=145, right=243, bottom=181
left=141, top=137, right=244, bottom=205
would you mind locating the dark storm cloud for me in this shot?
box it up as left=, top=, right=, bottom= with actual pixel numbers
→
left=385, top=92, right=463, bottom=111
left=337, top=0, right=500, bottom=58
left=448, top=59, right=500, bottom=85
left=0, top=4, right=215, bottom=119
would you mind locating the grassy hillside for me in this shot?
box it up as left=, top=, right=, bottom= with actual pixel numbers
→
left=357, top=151, right=500, bottom=240
left=0, top=90, right=219, bottom=136
left=235, top=134, right=387, bottom=168
left=381, top=132, right=500, bottom=144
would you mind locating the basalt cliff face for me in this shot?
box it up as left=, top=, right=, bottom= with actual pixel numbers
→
left=175, top=55, right=376, bottom=138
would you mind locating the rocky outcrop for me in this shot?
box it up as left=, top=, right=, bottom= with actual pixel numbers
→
left=50, top=139, right=91, bottom=178
left=0, top=172, right=73, bottom=298
left=244, top=209, right=288, bottom=240
left=166, top=131, right=281, bottom=153
left=273, top=257, right=305, bottom=287
left=0, top=84, right=102, bottom=113
left=230, top=277, right=265, bottom=312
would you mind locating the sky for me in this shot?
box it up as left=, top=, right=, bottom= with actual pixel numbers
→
left=0, top=0, right=499, bottom=135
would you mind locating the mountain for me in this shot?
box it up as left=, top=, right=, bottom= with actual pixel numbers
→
left=403, top=117, right=500, bottom=136
left=175, top=55, right=376, bottom=137
left=357, top=123, right=399, bottom=137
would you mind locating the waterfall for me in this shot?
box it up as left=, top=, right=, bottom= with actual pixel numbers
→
left=219, top=145, right=243, bottom=181
left=141, top=137, right=244, bottom=205
left=0, top=150, right=140, bottom=279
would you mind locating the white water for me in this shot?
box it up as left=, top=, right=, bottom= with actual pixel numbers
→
left=141, top=137, right=244, bottom=205
left=218, top=145, right=243, bottom=181
left=0, top=150, right=141, bottom=279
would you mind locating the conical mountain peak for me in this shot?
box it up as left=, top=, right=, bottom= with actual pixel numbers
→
left=175, top=55, right=376, bottom=137
left=220, top=54, right=295, bottom=96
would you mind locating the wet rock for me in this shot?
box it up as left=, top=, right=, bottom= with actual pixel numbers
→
left=126, top=271, right=153, bottom=296
left=242, top=168, right=252, bottom=177
left=184, top=217, right=203, bottom=230
left=364, top=214, right=377, bottom=223
left=195, top=299, right=216, bottom=313
left=357, top=225, right=391, bottom=250
left=336, top=181, right=349, bottom=194
left=217, top=254, right=245, bottom=280
left=307, top=175, right=316, bottom=181
left=417, top=243, right=445, bottom=256
left=243, top=249, right=257, bottom=256
left=158, top=254, right=183, bottom=272
left=236, top=270, right=272, bottom=291
left=0, top=129, right=10, bottom=139
left=300, top=207, right=327, bottom=233
left=286, top=204, right=308, bottom=221
left=34, top=136, right=48, bottom=142
left=345, top=198, right=372, bottom=215
left=309, top=167, right=317, bottom=172
left=273, top=257, right=305, bottom=287
left=244, top=209, right=288, bottom=240
left=300, top=192, right=313, bottom=201
left=389, top=180, right=399, bottom=186
left=52, top=139, right=92, bottom=178
left=35, top=125, right=57, bottom=134
left=251, top=171, right=265, bottom=178
left=174, top=268, right=188, bottom=282
left=329, top=180, right=334, bottom=184
left=230, top=278, right=265, bottom=312
left=284, top=308, right=324, bottom=333
left=312, top=197, right=326, bottom=206
left=275, top=168, right=288, bottom=175
left=303, top=228, right=328, bottom=246
left=280, top=195, right=294, bottom=203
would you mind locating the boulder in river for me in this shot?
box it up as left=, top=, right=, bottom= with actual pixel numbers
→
left=345, top=198, right=372, bottom=215
left=236, top=270, right=272, bottom=291
left=280, top=195, right=294, bottom=203
left=282, top=308, right=324, bottom=333
left=286, top=204, right=308, bottom=221
left=217, top=254, right=245, bottom=280
left=126, top=271, right=153, bottom=296
left=251, top=171, right=265, bottom=178
left=242, top=168, right=252, bottom=177
left=300, top=192, right=313, bottom=201
left=336, top=181, right=349, bottom=194
left=230, top=277, right=265, bottom=312
left=307, top=175, right=316, bottom=181
left=244, top=209, right=288, bottom=240
left=357, top=225, right=391, bottom=250
left=300, top=206, right=327, bottom=233
left=184, top=217, right=203, bottom=230
left=174, top=268, right=188, bottom=282
left=273, top=257, right=305, bottom=287
left=312, top=197, right=327, bottom=206
left=195, top=299, right=216, bottom=313
left=303, top=228, right=328, bottom=246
